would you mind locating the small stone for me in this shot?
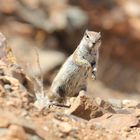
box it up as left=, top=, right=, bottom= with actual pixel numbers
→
left=100, top=100, right=115, bottom=114
left=8, top=125, right=27, bottom=140
left=20, top=110, right=28, bottom=117
left=122, top=100, right=139, bottom=108
left=122, top=132, right=129, bottom=138
left=108, top=98, right=122, bottom=108
left=122, top=127, right=131, bottom=132
left=95, top=134, right=100, bottom=138
left=6, top=98, right=21, bottom=108
left=134, top=109, right=140, bottom=117
left=136, top=103, right=140, bottom=109
left=22, top=97, right=28, bottom=103
left=59, top=122, right=72, bottom=133
left=95, top=97, right=102, bottom=106
left=4, top=84, right=12, bottom=92
left=131, top=135, right=137, bottom=139
left=0, top=116, right=10, bottom=128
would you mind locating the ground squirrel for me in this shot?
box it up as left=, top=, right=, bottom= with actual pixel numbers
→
left=48, top=30, right=101, bottom=103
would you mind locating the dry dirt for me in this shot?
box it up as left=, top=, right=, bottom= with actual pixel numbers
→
left=0, top=1, right=140, bottom=139
left=0, top=33, right=140, bottom=140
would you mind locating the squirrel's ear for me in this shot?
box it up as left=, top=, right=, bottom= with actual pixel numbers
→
left=98, top=32, right=101, bottom=35
left=84, top=29, right=88, bottom=35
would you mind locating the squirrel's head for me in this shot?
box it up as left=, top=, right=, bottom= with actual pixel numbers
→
left=83, top=29, right=101, bottom=49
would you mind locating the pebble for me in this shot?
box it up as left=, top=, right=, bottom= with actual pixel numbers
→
left=59, top=122, right=72, bottom=133
left=0, top=116, right=10, bottom=128
left=4, top=84, right=12, bottom=92
left=122, top=100, right=139, bottom=108
left=8, top=124, right=27, bottom=140
left=108, top=98, right=122, bottom=108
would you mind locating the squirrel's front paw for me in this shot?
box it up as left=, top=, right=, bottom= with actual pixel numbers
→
left=92, top=67, right=97, bottom=80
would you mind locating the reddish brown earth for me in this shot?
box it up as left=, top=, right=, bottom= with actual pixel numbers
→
left=0, top=34, right=140, bottom=140
left=0, top=0, right=140, bottom=140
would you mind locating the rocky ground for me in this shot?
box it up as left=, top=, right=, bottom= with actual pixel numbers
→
left=0, top=33, right=140, bottom=140
left=0, top=0, right=140, bottom=140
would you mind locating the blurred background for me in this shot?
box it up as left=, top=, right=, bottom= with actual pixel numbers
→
left=0, top=0, right=140, bottom=100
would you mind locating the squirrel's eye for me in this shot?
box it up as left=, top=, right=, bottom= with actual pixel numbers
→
left=86, top=35, right=89, bottom=38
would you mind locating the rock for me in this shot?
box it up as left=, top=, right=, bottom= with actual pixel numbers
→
left=58, top=122, right=72, bottom=133
left=8, top=125, right=27, bottom=140
left=0, top=116, right=10, bottom=128
left=134, top=109, right=140, bottom=117
left=108, top=98, right=122, bottom=108
left=95, top=97, right=102, bottom=106
left=88, top=113, right=139, bottom=132
left=114, top=109, right=131, bottom=114
left=99, top=99, right=115, bottom=114
left=122, top=100, right=139, bottom=108
left=4, top=84, right=12, bottom=92
left=136, top=103, right=140, bottom=109
left=0, top=112, right=44, bottom=140
left=66, top=95, right=115, bottom=120
left=6, top=98, right=22, bottom=108
left=66, top=94, right=103, bottom=120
